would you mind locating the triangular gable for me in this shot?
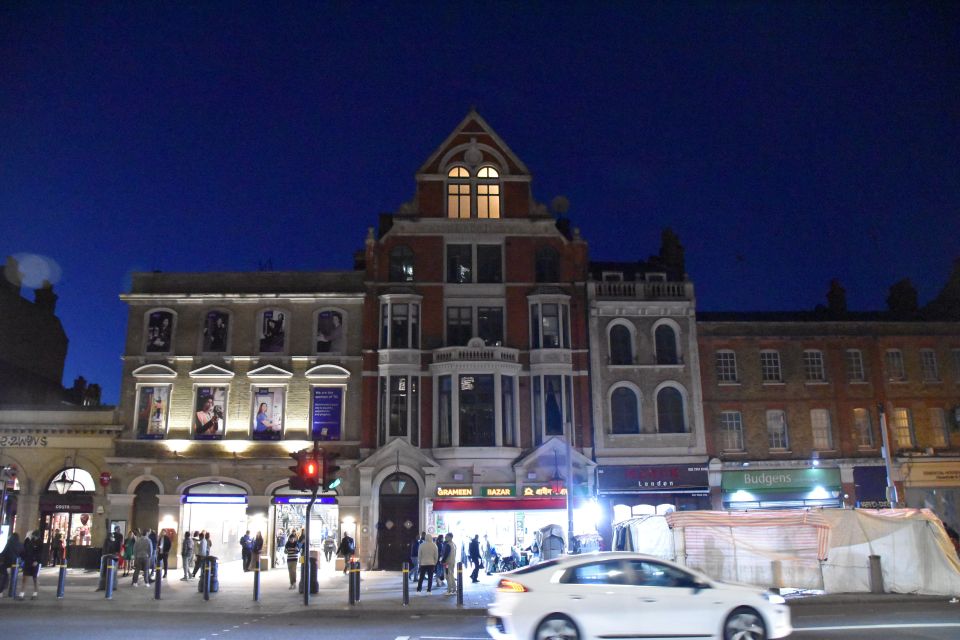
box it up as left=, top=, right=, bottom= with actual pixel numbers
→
left=247, top=364, right=293, bottom=379
left=305, top=364, right=350, bottom=379
left=132, top=364, right=177, bottom=379
left=188, top=364, right=235, bottom=379
left=356, top=437, right=438, bottom=471
left=513, top=437, right=596, bottom=473
left=417, top=110, right=529, bottom=177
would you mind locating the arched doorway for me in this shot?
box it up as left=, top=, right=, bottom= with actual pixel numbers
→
left=132, top=480, right=160, bottom=533
left=377, top=473, right=418, bottom=570
left=39, top=467, right=96, bottom=567
left=181, top=481, right=249, bottom=563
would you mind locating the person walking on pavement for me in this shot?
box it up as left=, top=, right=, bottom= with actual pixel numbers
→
left=415, top=533, right=438, bottom=593
left=192, top=530, right=210, bottom=578
left=131, top=529, right=154, bottom=587
left=434, top=535, right=446, bottom=588
left=469, top=534, right=482, bottom=583
left=336, top=532, right=355, bottom=575
left=157, top=530, right=172, bottom=578
left=284, top=533, right=300, bottom=589
left=443, top=533, right=458, bottom=595
left=19, top=531, right=41, bottom=600
left=122, top=530, right=135, bottom=576
left=49, top=530, right=64, bottom=567
left=240, top=530, right=253, bottom=571
left=409, top=532, right=424, bottom=582
left=253, top=532, right=264, bottom=571
left=323, top=536, right=336, bottom=563
left=180, top=531, right=195, bottom=580
left=0, top=532, right=24, bottom=597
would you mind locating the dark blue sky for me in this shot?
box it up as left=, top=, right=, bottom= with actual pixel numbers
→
left=2, top=2, right=958, bottom=404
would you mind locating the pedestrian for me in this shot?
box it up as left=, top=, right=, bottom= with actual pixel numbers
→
left=484, top=535, right=496, bottom=575
left=122, top=530, right=136, bottom=576
left=158, top=530, right=172, bottom=578
left=323, top=536, right=336, bottom=563
left=415, top=534, right=438, bottom=593
left=50, top=530, right=64, bottom=567
left=0, top=532, right=24, bottom=596
left=253, top=532, right=264, bottom=571
left=434, top=535, right=446, bottom=587
left=336, top=532, right=355, bottom=575
left=240, top=530, right=253, bottom=571
left=146, top=529, right=157, bottom=583
left=443, top=533, right=458, bottom=595
left=192, top=530, right=209, bottom=578
left=19, top=530, right=41, bottom=600
left=284, top=533, right=300, bottom=589
left=469, top=534, right=482, bottom=583
left=180, top=531, right=195, bottom=580
left=409, top=532, right=424, bottom=582
left=131, top=529, right=154, bottom=587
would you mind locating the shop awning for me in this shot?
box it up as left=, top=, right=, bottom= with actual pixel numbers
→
left=432, top=497, right=566, bottom=511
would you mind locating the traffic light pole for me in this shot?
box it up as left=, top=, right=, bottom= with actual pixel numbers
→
left=303, top=442, right=321, bottom=606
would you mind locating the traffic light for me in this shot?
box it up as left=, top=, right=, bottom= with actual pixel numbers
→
left=324, top=452, right=342, bottom=491
left=288, top=449, right=322, bottom=492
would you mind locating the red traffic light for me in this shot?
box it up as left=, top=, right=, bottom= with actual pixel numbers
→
left=304, top=460, right=317, bottom=477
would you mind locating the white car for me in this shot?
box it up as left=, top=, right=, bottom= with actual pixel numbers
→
left=486, top=552, right=791, bottom=640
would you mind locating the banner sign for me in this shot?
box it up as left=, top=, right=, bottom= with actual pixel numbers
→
left=311, top=387, right=343, bottom=440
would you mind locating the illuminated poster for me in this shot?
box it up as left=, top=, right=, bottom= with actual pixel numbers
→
left=202, top=311, right=229, bottom=352
left=251, top=387, right=284, bottom=441
left=194, top=386, right=227, bottom=440
left=258, top=309, right=286, bottom=353
left=145, top=310, right=173, bottom=352
left=311, top=387, right=342, bottom=441
left=316, top=310, right=345, bottom=354
left=136, top=386, right=169, bottom=439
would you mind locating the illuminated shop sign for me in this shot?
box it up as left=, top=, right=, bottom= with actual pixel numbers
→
left=522, top=485, right=567, bottom=497
left=481, top=487, right=516, bottom=497
left=272, top=496, right=338, bottom=505
left=182, top=495, right=248, bottom=504
left=598, top=464, right=708, bottom=492
left=722, top=468, right=841, bottom=492
left=436, top=486, right=474, bottom=497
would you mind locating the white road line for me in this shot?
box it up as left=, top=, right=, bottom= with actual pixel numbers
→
left=395, top=636, right=410, bottom=640
left=796, top=623, right=960, bottom=632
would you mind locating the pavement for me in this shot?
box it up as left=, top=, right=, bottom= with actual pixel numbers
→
left=1, top=559, right=954, bottom=617
left=0, top=559, right=496, bottom=616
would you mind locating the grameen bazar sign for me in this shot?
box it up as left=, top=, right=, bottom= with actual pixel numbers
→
left=436, top=486, right=473, bottom=497
left=722, top=468, right=841, bottom=492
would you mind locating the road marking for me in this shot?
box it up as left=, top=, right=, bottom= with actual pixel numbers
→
left=395, top=636, right=410, bottom=640
left=796, top=623, right=960, bottom=631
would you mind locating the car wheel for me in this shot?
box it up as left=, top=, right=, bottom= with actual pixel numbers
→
left=723, top=607, right=767, bottom=640
left=535, top=614, right=580, bottom=640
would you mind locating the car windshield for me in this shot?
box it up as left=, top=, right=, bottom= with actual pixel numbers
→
left=512, top=558, right=564, bottom=575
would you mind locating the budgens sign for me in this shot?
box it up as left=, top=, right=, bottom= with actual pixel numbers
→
left=722, top=468, right=841, bottom=492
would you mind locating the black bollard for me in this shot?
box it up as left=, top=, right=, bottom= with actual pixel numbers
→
left=7, top=560, right=20, bottom=598
left=57, top=563, right=67, bottom=599
left=203, top=557, right=211, bottom=601
left=456, top=561, right=463, bottom=607
left=154, top=567, right=162, bottom=600
left=104, top=559, right=115, bottom=600
left=348, top=559, right=355, bottom=605
left=353, top=560, right=361, bottom=603
left=253, top=560, right=261, bottom=601
left=402, top=561, right=409, bottom=606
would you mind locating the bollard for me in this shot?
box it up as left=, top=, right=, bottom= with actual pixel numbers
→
left=456, top=561, right=463, bottom=607
left=104, top=559, right=115, bottom=599
left=348, top=559, right=355, bottom=605
left=203, top=557, right=211, bottom=601
left=353, top=560, right=361, bottom=603
left=96, top=554, right=108, bottom=592
left=57, top=564, right=67, bottom=599
left=253, top=561, right=261, bottom=601
left=402, top=561, right=409, bottom=606
left=869, top=554, right=884, bottom=594
left=154, top=567, right=162, bottom=600
left=7, top=560, right=20, bottom=598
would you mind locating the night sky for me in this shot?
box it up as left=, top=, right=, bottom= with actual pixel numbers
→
left=2, top=2, right=958, bottom=404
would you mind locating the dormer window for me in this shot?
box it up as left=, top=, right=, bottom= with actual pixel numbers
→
left=446, top=165, right=501, bottom=219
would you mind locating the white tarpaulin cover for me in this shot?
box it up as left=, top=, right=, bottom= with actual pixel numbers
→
left=820, top=508, right=960, bottom=595
left=613, top=515, right=674, bottom=559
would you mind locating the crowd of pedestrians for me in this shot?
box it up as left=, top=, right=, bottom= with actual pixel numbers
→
left=410, top=531, right=487, bottom=594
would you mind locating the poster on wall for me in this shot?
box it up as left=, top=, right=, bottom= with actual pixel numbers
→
left=258, top=309, right=286, bottom=352
left=252, top=387, right=284, bottom=440
left=202, top=311, right=229, bottom=352
left=136, top=386, right=169, bottom=439
left=145, top=310, right=173, bottom=352
left=311, top=387, right=343, bottom=440
left=193, top=386, right=227, bottom=439
left=316, top=310, right=345, bottom=354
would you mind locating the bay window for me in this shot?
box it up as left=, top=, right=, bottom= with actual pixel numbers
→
left=530, top=301, right=570, bottom=349
left=531, top=373, right=575, bottom=445
left=378, top=374, right=419, bottom=446
left=380, top=299, right=420, bottom=349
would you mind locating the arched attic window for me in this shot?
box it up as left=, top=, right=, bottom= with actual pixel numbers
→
left=446, top=166, right=501, bottom=219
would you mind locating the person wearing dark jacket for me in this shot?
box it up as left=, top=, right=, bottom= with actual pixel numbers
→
left=157, top=531, right=172, bottom=578
left=468, top=534, right=482, bottom=583
left=336, top=533, right=355, bottom=575
left=20, top=531, right=41, bottom=599
left=0, top=532, right=24, bottom=597
left=409, top=532, right=424, bottom=582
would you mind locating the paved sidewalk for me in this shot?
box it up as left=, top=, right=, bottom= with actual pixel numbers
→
left=0, top=560, right=495, bottom=616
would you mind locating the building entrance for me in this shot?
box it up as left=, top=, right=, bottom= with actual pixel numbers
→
left=377, top=473, right=418, bottom=570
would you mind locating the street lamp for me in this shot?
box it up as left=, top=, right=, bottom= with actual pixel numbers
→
left=52, top=469, right=79, bottom=495
left=390, top=451, right=406, bottom=494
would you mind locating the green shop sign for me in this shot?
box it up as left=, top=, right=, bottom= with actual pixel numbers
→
left=480, top=486, right=516, bottom=497
left=722, top=468, right=841, bottom=492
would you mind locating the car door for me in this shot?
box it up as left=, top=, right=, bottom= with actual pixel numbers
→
left=624, top=559, right=718, bottom=638
left=558, top=559, right=634, bottom=639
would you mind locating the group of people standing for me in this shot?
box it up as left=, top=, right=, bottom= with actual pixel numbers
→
left=239, top=530, right=265, bottom=572
left=410, top=532, right=484, bottom=594
left=0, top=531, right=42, bottom=600
left=117, top=527, right=174, bottom=586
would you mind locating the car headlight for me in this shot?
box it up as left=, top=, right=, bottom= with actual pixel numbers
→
left=762, top=592, right=786, bottom=605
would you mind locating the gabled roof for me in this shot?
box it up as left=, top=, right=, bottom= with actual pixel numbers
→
left=417, top=109, right=530, bottom=176
left=188, top=364, right=235, bottom=379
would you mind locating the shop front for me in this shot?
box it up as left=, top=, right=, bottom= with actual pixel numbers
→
left=722, top=467, right=843, bottom=510
left=39, top=467, right=98, bottom=567
left=902, top=460, right=960, bottom=532
left=598, top=463, right=710, bottom=547
left=180, top=482, right=250, bottom=563
left=272, top=491, right=339, bottom=567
